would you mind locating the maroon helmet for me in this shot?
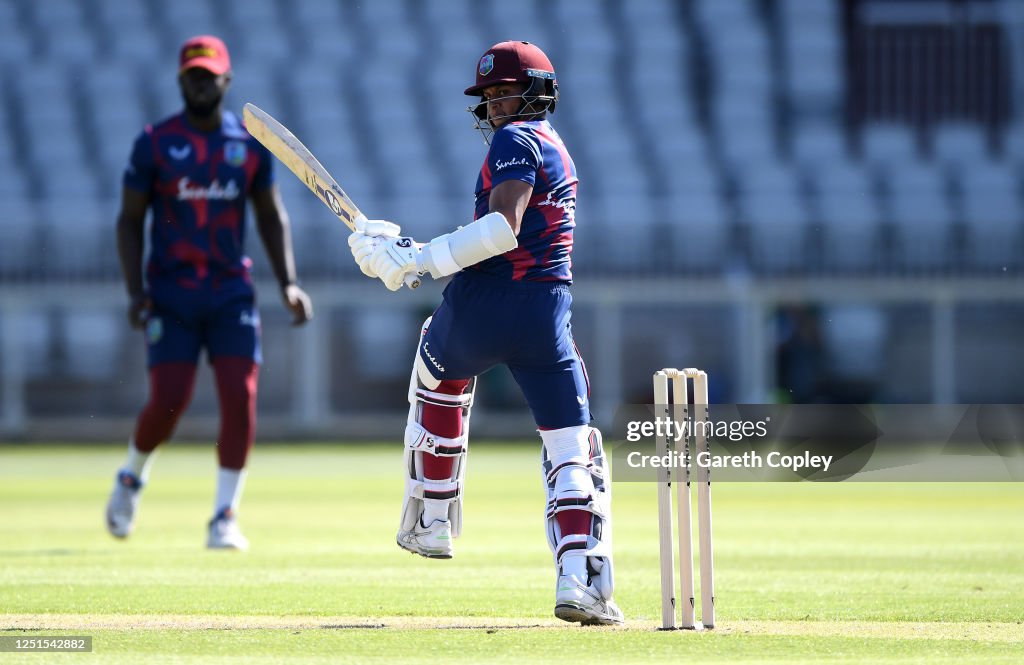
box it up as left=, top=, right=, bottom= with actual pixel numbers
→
left=465, top=41, right=559, bottom=142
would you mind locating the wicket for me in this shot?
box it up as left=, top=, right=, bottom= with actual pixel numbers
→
left=653, top=368, right=715, bottom=630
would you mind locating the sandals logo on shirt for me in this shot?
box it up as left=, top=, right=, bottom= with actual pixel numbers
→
left=494, top=157, right=530, bottom=171
left=224, top=141, right=247, bottom=166
left=478, top=54, right=494, bottom=76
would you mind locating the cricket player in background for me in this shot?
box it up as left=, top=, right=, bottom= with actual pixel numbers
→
left=348, top=41, right=622, bottom=625
left=105, top=35, right=313, bottom=550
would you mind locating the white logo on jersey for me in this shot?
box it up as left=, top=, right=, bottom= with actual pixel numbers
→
left=169, top=144, right=192, bottom=160
left=494, top=157, right=530, bottom=171
left=177, top=177, right=241, bottom=201
left=239, top=310, right=259, bottom=327
left=577, top=395, right=587, bottom=406
left=422, top=342, right=445, bottom=373
left=537, top=191, right=576, bottom=221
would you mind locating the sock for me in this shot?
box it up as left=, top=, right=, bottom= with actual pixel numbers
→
left=214, top=467, right=247, bottom=517
left=122, top=439, right=155, bottom=484
left=561, top=554, right=590, bottom=583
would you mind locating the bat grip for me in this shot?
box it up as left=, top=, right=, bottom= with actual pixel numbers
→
left=404, top=273, right=421, bottom=290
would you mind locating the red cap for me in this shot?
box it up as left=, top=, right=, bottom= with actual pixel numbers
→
left=464, top=41, right=555, bottom=96
left=179, top=35, right=231, bottom=75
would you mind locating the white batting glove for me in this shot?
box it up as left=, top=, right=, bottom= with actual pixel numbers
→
left=348, top=216, right=401, bottom=278
left=369, top=237, right=421, bottom=291
left=348, top=232, right=384, bottom=277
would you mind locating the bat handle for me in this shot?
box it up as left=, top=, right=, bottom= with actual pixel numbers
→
left=404, top=273, right=421, bottom=290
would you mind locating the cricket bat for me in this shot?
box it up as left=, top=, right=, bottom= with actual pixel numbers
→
left=242, top=103, right=420, bottom=289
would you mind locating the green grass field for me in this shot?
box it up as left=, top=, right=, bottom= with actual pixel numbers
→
left=1, top=443, right=1021, bottom=664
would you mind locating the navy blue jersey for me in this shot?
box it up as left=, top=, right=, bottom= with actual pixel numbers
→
left=124, top=110, right=274, bottom=288
left=473, top=119, right=577, bottom=282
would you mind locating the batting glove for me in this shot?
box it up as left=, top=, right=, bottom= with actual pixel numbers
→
left=348, top=216, right=401, bottom=278
left=369, top=237, right=420, bottom=291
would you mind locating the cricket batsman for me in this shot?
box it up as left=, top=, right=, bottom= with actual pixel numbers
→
left=348, top=41, right=623, bottom=625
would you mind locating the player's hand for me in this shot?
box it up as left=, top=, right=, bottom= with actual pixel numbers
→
left=281, top=283, right=313, bottom=326
left=348, top=232, right=386, bottom=277
left=127, top=294, right=151, bottom=330
left=349, top=217, right=401, bottom=278
left=369, top=237, right=421, bottom=291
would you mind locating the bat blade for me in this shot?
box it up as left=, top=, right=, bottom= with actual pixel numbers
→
left=243, top=102, right=420, bottom=288
left=243, top=102, right=361, bottom=232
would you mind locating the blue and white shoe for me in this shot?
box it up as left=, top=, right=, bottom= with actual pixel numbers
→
left=105, top=470, right=143, bottom=538
left=207, top=508, right=249, bottom=551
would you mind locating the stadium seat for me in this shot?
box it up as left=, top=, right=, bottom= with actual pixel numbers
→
left=791, top=120, right=849, bottom=168
left=160, top=1, right=221, bottom=42
left=779, top=0, right=838, bottom=20
left=622, top=0, right=678, bottom=23
left=717, top=117, right=778, bottom=168
left=487, top=1, right=545, bottom=43
left=0, top=2, right=31, bottom=62
left=958, top=160, right=1023, bottom=270
left=62, top=310, right=122, bottom=380
left=423, top=0, right=474, bottom=24
left=552, top=0, right=606, bottom=26
left=13, top=311, right=55, bottom=380
left=0, top=201, right=42, bottom=279
left=666, top=188, right=731, bottom=273
left=104, top=17, right=158, bottom=63
left=808, top=159, right=883, bottom=272
left=1004, top=122, right=1024, bottom=167
left=743, top=191, right=811, bottom=273
left=736, top=162, right=811, bottom=273
left=931, top=121, right=990, bottom=173
left=861, top=122, right=920, bottom=170
left=783, top=23, right=843, bottom=112
left=599, top=193, right=661, bottom=271
left=230, top=70, right=281, bottom=120
left=653, top=130, right=712, bottom=180
left=694, top=0, right=751, bottom=27
left=817, top=193, right=884, bottom=273
left=37, top=199, right=112, bottom=278
left=886, top=162, right=955, bottom=271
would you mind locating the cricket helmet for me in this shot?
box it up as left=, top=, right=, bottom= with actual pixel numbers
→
left=465, top=41, right=558, bottom=143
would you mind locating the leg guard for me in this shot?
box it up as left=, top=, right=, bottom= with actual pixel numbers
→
left=399, top=318, right=476, bottom=546
left=541, top=425, right=615, bottom=601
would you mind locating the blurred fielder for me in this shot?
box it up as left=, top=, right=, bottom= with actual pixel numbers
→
left=348, top=41, right=622, bottom=625
left=105, top=35, right=313, bottom=550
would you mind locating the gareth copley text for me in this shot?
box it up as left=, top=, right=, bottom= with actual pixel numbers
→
left=627, top=450, right=834, bottom=473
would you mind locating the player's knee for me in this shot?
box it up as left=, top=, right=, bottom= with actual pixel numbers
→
left=146, top=363, right=197, bottom=418
left=213, top=358, right=259, bottom=410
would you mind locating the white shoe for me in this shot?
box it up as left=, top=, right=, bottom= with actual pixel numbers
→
left=554, top=574, right=624, bottom=626
left=105, top=470, right=143, bottom=538
left=207, top=508, right=249, bottom=551
left=397, top=518, right=453, bottom=559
